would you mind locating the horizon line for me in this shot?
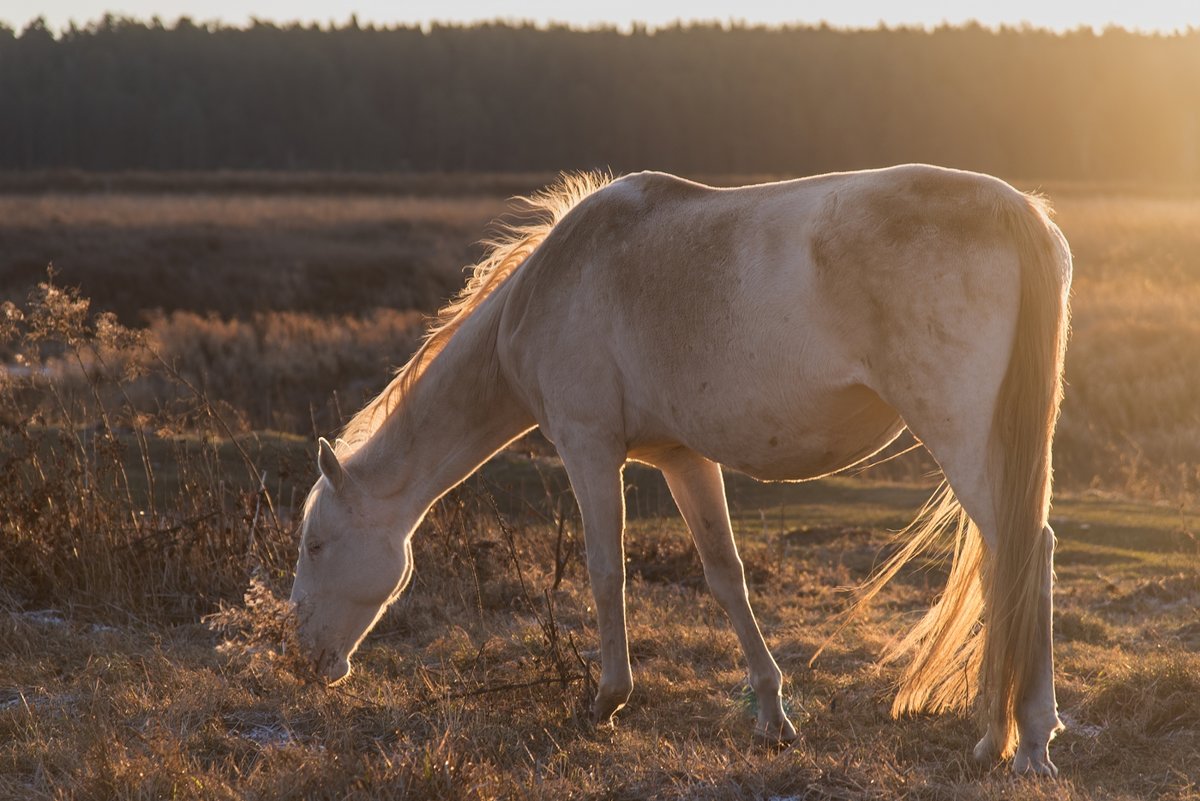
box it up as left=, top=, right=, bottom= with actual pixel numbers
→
left=4, top=13, right=1199, bottom=38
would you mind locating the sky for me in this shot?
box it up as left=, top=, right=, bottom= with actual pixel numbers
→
left=2, top=0, right=1198, bottom=34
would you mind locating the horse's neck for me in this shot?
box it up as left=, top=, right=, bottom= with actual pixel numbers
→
left=349, top=303, right=534, bottom=511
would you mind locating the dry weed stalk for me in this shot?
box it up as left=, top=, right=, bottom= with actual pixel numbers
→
left=466, top=483, right=596, bottom=707
left=203, top=572, right=314, bottom=681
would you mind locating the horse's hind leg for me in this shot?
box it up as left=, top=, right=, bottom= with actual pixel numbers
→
left=1013, top=528, right=1062, bottom=776
left=903, top=412, right=1061, bottom=775
left=974, top=524, right=1062, bottom=776
left=657, top=448, right=797, bottom=742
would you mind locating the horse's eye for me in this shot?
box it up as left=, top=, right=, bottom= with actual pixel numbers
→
left=307, top=542, right=323, bottom=557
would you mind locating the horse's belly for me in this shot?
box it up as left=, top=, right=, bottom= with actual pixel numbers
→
left=724, top=420, right=905, bottom=481
left=632, top=382, right=905, bottom=481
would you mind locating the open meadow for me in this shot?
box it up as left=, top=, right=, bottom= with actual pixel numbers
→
left=1, top=175, right=1198, bottom=799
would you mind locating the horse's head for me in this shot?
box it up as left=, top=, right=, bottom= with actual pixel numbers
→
left=289, top=438, right=414, bottom=683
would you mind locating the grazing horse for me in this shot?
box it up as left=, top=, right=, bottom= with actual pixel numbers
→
left=288, top=165, right=1072, bottom=775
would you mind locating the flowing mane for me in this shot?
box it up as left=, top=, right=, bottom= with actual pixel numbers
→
left=335, top=171, right=614, bottom=456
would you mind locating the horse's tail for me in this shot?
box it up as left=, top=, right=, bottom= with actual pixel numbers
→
left=817, top=190, right=1070, bottom=758
left=971, top=193, right=1071, bottom=755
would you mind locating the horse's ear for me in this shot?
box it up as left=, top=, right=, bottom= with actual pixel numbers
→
left=317, top=437, right=346, bottom=492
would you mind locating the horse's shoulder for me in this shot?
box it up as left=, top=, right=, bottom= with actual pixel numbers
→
left=530, top=171, right=716, bottom=259
left=585, top=171, right=714, bottom=215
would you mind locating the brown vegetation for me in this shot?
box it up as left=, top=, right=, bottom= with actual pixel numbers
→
left=0, top=193, right=506, bottom=320
left=1050, top=192, right=1200, bottom=497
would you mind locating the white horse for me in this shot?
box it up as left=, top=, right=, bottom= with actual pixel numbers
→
left=288, top=165, right=1072, bottom=776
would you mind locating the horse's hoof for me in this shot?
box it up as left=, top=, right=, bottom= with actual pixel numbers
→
left=754, top=716, right=798, bottom=744
left=973, top=732, right=998, bottom=764
left=591, top=692, right=629, bottom=726
left=592, top=715, right=615, bottom=732
left=1012, top=745, right=1058, bottom=778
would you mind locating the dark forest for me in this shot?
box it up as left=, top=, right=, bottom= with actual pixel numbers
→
left=2, top=17, right=1198, bottom=179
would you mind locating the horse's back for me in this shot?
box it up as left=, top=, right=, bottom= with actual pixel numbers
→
left=498, top=165, right=1063, bottom=478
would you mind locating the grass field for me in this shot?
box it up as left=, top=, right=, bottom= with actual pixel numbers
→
left=1, top=175, right=1198, bottom=799
left=4, top=476, right=1197, bottom=799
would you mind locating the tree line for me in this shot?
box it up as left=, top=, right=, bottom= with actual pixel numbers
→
left=1, top=17, right=1198, bottom=180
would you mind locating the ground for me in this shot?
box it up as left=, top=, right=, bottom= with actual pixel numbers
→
left=3, top=471, right=1197, bottom=800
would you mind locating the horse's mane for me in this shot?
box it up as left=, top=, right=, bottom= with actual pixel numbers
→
left=335, top=171, right=614, bottom=457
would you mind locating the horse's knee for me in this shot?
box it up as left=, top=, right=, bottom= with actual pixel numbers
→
left=586, top=557, right=624, bottom=583
left=587, top=565, right=625, bottom=601
left=701, top=557, right=749, bottom=599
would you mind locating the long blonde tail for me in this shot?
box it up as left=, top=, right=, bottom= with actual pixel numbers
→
left=975, top=193, right=1070, bottom=756
left=830, top=192, right=1070, bottom=758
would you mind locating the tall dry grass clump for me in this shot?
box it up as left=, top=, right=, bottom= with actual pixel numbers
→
left=144, top=308, right=426, bottom=432
left=0, top=276, right=296, bottom=621
left=203, top=572, right=314, bottom=682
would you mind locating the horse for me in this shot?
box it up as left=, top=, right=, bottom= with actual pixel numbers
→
left=287, top=164, right=1072, bottom=776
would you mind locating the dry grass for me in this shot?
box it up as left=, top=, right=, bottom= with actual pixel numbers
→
left=0, top=193, right=508, bottom=229
left=1048, top=190, right=1200, bottom=497
left=3, top=486, right=1198, bottom=800
left=0, top=178, right=1198, bottom=799
left=144, top=308, right=428, bottom=433
left=0, top=192, right=507, bottom=321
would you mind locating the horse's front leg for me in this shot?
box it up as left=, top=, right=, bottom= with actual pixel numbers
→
left=558, top=441, right=633, bottom=724
left=658, top=449, right=796, bottom=742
